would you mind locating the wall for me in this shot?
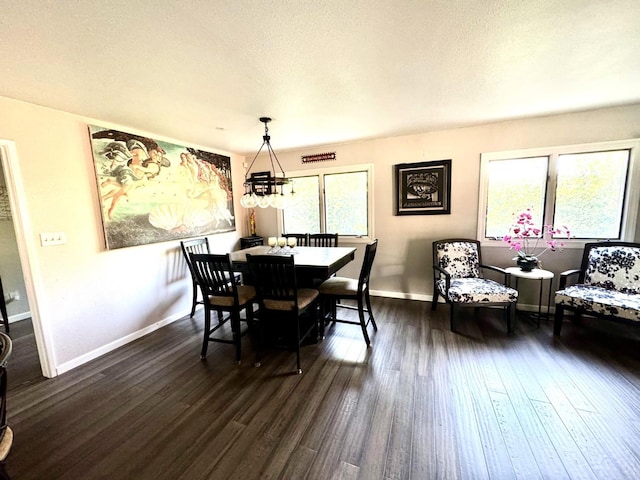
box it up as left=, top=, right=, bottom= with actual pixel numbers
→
left=253, top=104, right=640, bottom=302
left=0, top=97, right=248, bottom=375
left=2, top=95, right=640, bottom=376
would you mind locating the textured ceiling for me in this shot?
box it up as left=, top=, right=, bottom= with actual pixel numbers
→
left=2, top=0, right=640, bottom=154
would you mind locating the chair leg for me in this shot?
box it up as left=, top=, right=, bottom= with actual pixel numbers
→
left=450, top=303, right=457, bottom=332
left=232, top=312, right=241, bottom=365
left=506, top=303, right=516, bottom=335
left=431, top=289, right=439, bottom=310
left=365, top=290, right=377, bottom=331
left=295, top=321, right=303, bottom=374
left=201, top=307, right=211, bottom=359
left=553, top=305, right=564, bottom=336
left=190, top=281, right=198, bottom=318
left=358, top=296, right=372, bottom=347
left=254, top=309, right=263, bottom=368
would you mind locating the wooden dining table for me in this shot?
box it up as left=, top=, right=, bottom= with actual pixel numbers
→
left=229, top=245, right=356, bottom=287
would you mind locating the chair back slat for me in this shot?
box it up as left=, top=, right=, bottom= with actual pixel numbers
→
left=180, top=238, right=210, bottom=276
left=358, top=239, right=378, bottom=292
left=309, top=233, right=338, bottom=247
left=283, top=233, right=310, bottom=247
left=190, top=253, right=236, bottom=299
left=247, top=254, right=298, bottom=308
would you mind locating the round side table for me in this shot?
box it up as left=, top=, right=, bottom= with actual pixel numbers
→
left=505, top=267, right=555, bottom=327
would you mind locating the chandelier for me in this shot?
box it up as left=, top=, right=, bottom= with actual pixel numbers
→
left=239, top=117, right=292, bottom=209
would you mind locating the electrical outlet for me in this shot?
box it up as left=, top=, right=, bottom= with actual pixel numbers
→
left=40, top=232, right=67, bottom=246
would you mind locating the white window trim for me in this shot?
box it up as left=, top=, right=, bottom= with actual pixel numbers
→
left=478, top=138, right=640, bottom=247
left=277, top=163, right=375, bottom=243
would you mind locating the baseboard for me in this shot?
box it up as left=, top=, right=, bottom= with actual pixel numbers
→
left=370, top=289, right=433, bottom=302
left=56, top=311, right=187, bottom=375
left=9, top=311, right=32, bottom=323
left=370, top=290, right=554, bottom=314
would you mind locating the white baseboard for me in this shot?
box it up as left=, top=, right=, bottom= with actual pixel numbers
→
left=370, top=290, right=553, bottom=314
left=56, top=311, right=187, bottom=375
left=370, top=289, right=433, bottom=302
left=9, top=311, right=32, bottom=323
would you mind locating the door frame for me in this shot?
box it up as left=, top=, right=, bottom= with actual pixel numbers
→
left=0, top=139, right=56, bottom=378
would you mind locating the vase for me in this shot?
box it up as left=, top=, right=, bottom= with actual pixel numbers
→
left=516, top=256, right=538, bottom=272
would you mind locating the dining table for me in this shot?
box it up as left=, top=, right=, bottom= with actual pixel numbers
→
left=229, top=245, right=356, bottom=287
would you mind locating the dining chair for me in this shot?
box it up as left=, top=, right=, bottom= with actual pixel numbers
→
left=0, top=332, right=12, bottom=480
left=0, top=278, right=8, bottom=334
left=180, top=238, right=211, bottom=318
left=309, top=233, right=339, bottom=247
left=247, top=254, right=320, bottom=374
left=282, top=233, right=310, bottom=247
left=432, top=238, right=518, bottom=334
left=181, top=238, right=240, bottom=318
left=189, top=253, right=256, bottom=363
left=318, top=239, right=379, bottom=346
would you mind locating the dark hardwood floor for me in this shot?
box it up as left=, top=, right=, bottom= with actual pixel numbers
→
left=5, top=299, right=640, bottom=479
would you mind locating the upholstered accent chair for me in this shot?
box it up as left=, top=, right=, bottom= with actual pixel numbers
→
left=432, top=239, right=518, bottom=333
left=554, top=241, right=640, bottom=335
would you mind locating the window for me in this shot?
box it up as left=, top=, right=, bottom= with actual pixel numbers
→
left=479, top=139, right=640, bottom=243
left=281, top=164, right=373, bottom=239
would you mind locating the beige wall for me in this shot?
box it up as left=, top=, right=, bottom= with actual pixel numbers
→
left=2, top=94, right=640, bottom=375
left=252, top=104, right=640, bottom=302
left=0, top=97, right=248, bottom=375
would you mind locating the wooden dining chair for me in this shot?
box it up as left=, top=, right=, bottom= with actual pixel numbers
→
left=309, top=233, right=339, bottom=247
left=282, top=233, right=309, bottom=247
left=247, top=254, right=320, bottom=374
left=0, top=332, right=12, bottom=480
left=180, top=238, right=211, bottom=318
left=318, top=239, right=379, bottom=346
left=189, top=253, right=256, bottom=363
left=181, top=238, right=240, bottom=318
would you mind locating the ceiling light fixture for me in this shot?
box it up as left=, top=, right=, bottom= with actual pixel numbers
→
left=239, top=117, right=292, bottom=209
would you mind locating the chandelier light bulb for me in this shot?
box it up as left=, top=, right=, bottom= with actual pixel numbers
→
left=257, top=195, right=270, bottom=208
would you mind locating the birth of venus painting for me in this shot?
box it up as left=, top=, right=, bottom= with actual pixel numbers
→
left=89, top=125, right=235, bottom=249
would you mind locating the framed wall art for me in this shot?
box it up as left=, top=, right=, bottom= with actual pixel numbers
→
left=89, top=125, right=235, bottom=249
left=394, top=159, right=451, bottom=215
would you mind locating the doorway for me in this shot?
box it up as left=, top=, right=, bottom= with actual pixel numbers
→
left=0, top=139, right=54, bottom=378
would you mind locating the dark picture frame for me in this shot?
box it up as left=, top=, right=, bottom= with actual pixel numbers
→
left=394, top=159, right=451, bottom=215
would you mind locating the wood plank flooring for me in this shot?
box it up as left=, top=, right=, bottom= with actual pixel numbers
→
left=5, top=299, right=640, bottom=479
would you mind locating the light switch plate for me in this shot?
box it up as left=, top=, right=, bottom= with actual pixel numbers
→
left=40, top=232, right=67, bottom=246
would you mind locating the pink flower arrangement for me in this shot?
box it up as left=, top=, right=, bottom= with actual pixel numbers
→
left=502, top=208, right=571, bottom=259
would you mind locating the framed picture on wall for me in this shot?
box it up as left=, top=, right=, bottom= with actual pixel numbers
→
left=88, top=125, right=236, bottom=249
left=394, top=159, right=451, bottom=215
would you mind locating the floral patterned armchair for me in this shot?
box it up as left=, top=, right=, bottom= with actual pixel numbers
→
left=554, top=241, right=640, bottom=335
left=432, top=239, right=518, bottom=333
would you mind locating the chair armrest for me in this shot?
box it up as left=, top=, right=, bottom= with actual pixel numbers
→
left=558, top=269, right=581, bottom=289
left=480, top=264, right=510, bottom=285
left=433, top=265, right=451, bottom=292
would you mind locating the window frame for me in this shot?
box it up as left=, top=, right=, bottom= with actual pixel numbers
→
left=477, top=139, right=640, bottom=247
left=278, top=163, right=375, bottom=243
